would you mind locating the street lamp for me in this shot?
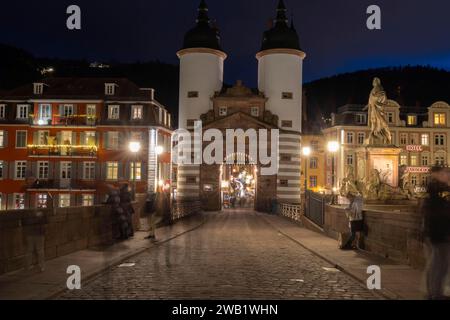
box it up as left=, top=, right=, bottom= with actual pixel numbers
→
left=327, top=141, right=340, bottom=205
left=302, top=146, right=311, bottom=193
left=129, top=141, right=142, bottom=200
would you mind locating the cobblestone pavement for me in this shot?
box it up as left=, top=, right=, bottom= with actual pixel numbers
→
left=59, top=210, right=382, bottom=300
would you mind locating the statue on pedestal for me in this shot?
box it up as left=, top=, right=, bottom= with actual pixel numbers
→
left=364, top=78, right=392, bottom=145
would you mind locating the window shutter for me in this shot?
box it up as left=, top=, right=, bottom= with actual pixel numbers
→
left=24, top=193, right=30, bottom=209
left=33, top=131, right=39, bottom=145
left=48, top=162, right=54, bottom=179
left=73, top=104, right=78, bottom=116
left=118, top=132, right=125, bottom=150
left=7, top=194, right=14, bottom=211
left=56, top=132, right=62, bottom=145
left=3, top=161, right=8, bottom=179
left=103, top=132, right=109, bottom=150
left=125, top=162, right=130, bottom=180
left=118, top=162, right=124, bottom=180
left=9, top=161, right=15, bottom=179
left=31, top=161, right=38, bottom=178
left=77, top=162, right=84, bottom=180
left=4, top=131, right=8, bottom=147
left=142, top=161, right=148, bottom=180
left=55, top=162, right=61, bottom=180
left=95, top=163, right=101, bottom=180
left=102, top=163, right=107, bottom=180
left=80, top=132, right=86, bottom=146
left=59, top=105, right=64, bottom=117
left=70, top=161, right=76, bottom=180
left=72, top=132, right=77, bottom=145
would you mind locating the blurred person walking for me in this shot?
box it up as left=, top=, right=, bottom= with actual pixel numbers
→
left=340, top=192, right=364, bottom=250
left=422, top=166, right=450, bottom=300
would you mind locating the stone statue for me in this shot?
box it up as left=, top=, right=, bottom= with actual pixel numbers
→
left=364, top=78, right=392, bottom=145
left=367, top=169, right=382, bottom=199
left=340, top=166, right=360, bottom=197
left=400, top=171, right=416, bottom=200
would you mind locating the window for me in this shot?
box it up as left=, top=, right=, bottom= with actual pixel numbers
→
left=37, top=194, right=48, bottom=209
left=407, top=115, right=417, bottom=126
left=38, top=104, right=51, bottom=122
left=411, top=175, right=418, bottom=186
left=400, top=154, right=408, bottom=166
left=410, top=155, right=418, bottom=166
left=59, top=194, right=71, bottom=208
left=400, top=133, right=408, bottom=145
left=15, top=161, right=27, bottom=180
left=346, top=154, right=354, bottom=166
left=131, top=105, right=143, bottom=120
left=346, top=132, right=354, bottom=144
left=280, top=180, right=288, bottom=187
left=435, top=134, right=445, bottom=146
left=310, top=157, right=318, bottom=169
left=186, top=176, right=197, bottom=184
left=106, top=162, right=119, bottom=180
left=251, top=107, right=260, bottom=117
left=83, top=132, right=96, bottom=146
left=16, top=131, right=27, bottom=148
left=422, top=155, right=429, bottom=166
left=435, top=154, right=446, bottom=166
left=106, top=132, right=119, bottom=150
left=0, top=131, right=5, bottom=147
left=62, top=105, right=74, bottom=117
left=310, top=176, right=318, bottom=188
left=187, top=119, right=196, bottom=127
left=38, top=161, right=49, bottom=180
left=410, top=134, right=419, bottom=145
left=82, top=194, right=94, bottom=207
left=358, top=133, right=365, bottom=145
left=14, top=193, right=25, bottom=210
left=0, top=161, right=4, bottom=179
left=17, top=105, right=29, bottom=120
left=421, top=176, right=428, bottom=187
left=434, top=113, right=446, bottom=126
left=130, top=162, right=142, bottom=181
left=281, top=120, right=293, bottom=128
left=83, top=162, right=95, bottom=180
left=0, top=104, right=5, bottom=119
left=86, top=104, right=96, bottom=125
left=38, top=131, right=49, bottom=145
left=108, top=105, right=120, bottom=120
left=311, top=141, right=319, bottom=151
left=60, top=162, right=72, bottom=179
left=33, top=83, right=44, bottom=95
left=187, top=91, right=199, bottom=98
left=421, top=134, right=429, bottom=146
left=387, top=112, right=394, bottom=124
left=356, top=114, right=367, bottom=124
left=105, top=83, right=116, bottom=95
left=282, top=92, right=293, bottom=99
left=219, top=107, right=228, bottom=117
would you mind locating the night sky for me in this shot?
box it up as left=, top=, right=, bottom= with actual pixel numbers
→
left=1, top=0, right=450, bottom=86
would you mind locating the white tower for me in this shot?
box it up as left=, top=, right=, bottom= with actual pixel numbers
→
left=257, top=0, right=306, bottom=133
left=177, top=0, right=227, bottom=129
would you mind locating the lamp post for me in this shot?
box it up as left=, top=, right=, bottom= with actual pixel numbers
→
left=327, top=141, right=340, bottom=205
left=155, top=145, right=164, bottom=192
left=129, top=141, right=142, bottom=201
left=302, top=146, right=311, bottom=193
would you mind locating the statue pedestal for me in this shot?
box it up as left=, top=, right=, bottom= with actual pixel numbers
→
left=356, top=146, right=402, bottom=187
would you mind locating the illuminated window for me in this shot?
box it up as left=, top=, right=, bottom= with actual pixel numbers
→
left=0, top=131, right=5, bottom=147
left=0, top=161, right=4, bottom=179
left=130, top=162, right=142, bottom=181
left=434, top=113, right=446, bottom=126
left=131, top=105, right=143, bottom=120
left=37, top=194, right=48, bottom=209
left=15, top=161, right=27, bottom=180
left=59, top=194, right=71, bottom=208
left=105, top=83, right=116, bottom=95
left=251, top=107, right=259, bottom=117
left=108, top=105, right=120, bottom=120
left=410, top=155, right=418, bottom=166
left=400, top=154, right=408, bottom=166
left=310, top=176, right=318, bottom=188
left=33, top=83, right=44, bottom=95
left=407, top=115, right=417, bottom=126
left=14, top=193, right=25, bottom=209
left=38, top=104, right=52, bottom=122
left=82, top=194, right=94, bottom=207
left=106, top=162, right=119, bottom=180
left=310, top=157, right=318, bottom=169
left=38, top=130, right=49, bottom=145
left=421, top=134, right=429, bottom=146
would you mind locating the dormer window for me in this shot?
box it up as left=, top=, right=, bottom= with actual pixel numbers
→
left=105, top=83, right=116, bottom=96
left=355, top=114, right=367, bottom=124
left=434, top=113, right=446, bottom=126
left=407, top=115, right=417, bottom=126
left=33, top=83, right=44, bottom=95
left=108, top=105, right=120, bottom=120
left=219, top=107, right=228, bottom=117
left=387, top=112, right=394, bottom=124
left=251, top=107, right=260, bottom=117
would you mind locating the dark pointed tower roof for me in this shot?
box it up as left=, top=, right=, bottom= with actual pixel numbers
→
left=260, top=0, right=301, bottom=51
left=182, top=0, right=223, bottom=51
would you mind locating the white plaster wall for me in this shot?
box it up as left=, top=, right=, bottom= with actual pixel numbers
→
left=258, top=53, right=303, bottom=133
left=178, top=52, right=224, bottom=129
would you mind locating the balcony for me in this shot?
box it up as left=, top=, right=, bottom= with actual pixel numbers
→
left=28, top=144, right=98, bottom=158
left=32, top=115, right=97, bottom=127
left=27, top=179, right=96, bottom=191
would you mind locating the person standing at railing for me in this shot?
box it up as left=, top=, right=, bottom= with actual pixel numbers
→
left=340, top=192, right=364, bottom=250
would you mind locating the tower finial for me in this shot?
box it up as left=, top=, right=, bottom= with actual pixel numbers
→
left=275, top=0, right=288, bottom=26
left=196, top=0, right=210, bottom=24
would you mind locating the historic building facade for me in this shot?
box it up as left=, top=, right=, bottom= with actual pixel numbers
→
left=175, top=0, right=305, bottom=211
left=323, top=101, right=450, bottom=191
left=0, top=78, right=172, bottom=210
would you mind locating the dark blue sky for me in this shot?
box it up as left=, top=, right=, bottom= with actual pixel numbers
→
left=1, top=0, right=450, bottom=86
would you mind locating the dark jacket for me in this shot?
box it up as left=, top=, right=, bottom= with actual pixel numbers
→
left=422, top=182, right=450, bottom=244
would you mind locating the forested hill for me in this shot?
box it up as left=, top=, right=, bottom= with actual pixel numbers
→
left=304, top=66, right=450, bottom=126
